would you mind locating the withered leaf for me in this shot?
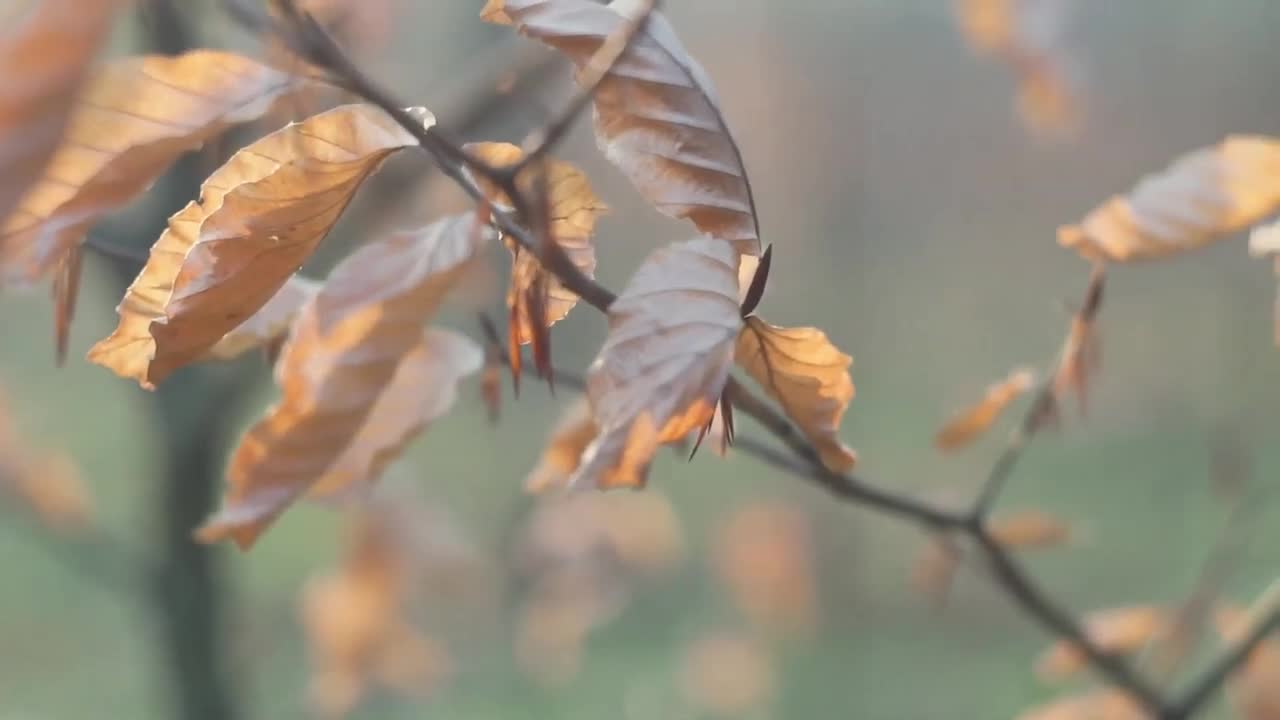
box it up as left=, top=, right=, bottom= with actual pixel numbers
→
left=0, top=0, right=120, bottom=231
left=1035, top=605, right=1166, bottom=681
left=934, top=367, right=1037, bottom=451
left=1053, top=265, right=1104, bottom=415
left=197, top=214, right=489, bottom=549
left=206, top=275, right=320, bottom=361
left=1, top=50, right=300, bottom=282
left=524, top=397, right=598, bottom=493
left=482, top=0, right=763, bottom=263
left=734, top=316, right=857, bottom=473
left=89, top=103, right=428, bottom=389
left=1015, top=689, right=1145, bottom=720
left=987, top=509, right=1073, bottom=550
left=1059, top=136, right=1280, bottom=262
left=1214, top=603, right=1280, bottom=720
left=51, top=244, right=83, bottom=366
left=571, top=236, right=742, bottom=489
left=465, top=141, right=606, bottom=345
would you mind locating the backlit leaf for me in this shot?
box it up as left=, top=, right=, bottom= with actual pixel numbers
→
left=482, top=0, right=763, bottom=264
left=934, top=367, right=1036, bottom=451
left=465, top=141, right=606, bottom=345
left=734, top=316, right=857, bottom=473
left=1, top=50, right=299, bottom=282
left=524, top=397, right=598, bottom=493
left=206, top=275, right=320, bottom=361
left=197, top=214, right=488, bottom=549
left=987, top=509, right=1073, bottom=550
left=0, top=0, right=120, bottom=231
left=1058, top=136, right=1280, bottom=262
left=1035, top=605, right=1166, bottom=680
left=571, top=236, right=742, bottom=489
left=89, top=103, right=427, bottom=389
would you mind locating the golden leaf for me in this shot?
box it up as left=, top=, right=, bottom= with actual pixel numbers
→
left=679, top=630, right=777, bottom=718
left=572, top=236, right=742, bottom=489
left=482, top=0, right=762, bottom=261
left=0, top=0, right=120, bottom=231
left=301, top=508, right=453, bottom=719
left=524, top=397, right=598, bottom=493
left=1214, top=602, right=1280, bottom=720
left=465, top=141, right=606, bottom=345
left=1016, top=690, right=1146, bottom=720
left=714, top=502, right=818, bottom=637
left=735, top=317, right=857, bottom=473
left=1, top=50, right=299, bottom=282
left=934, top=367, right=1036, bottom=451
left=89, top=103, right=427, bottom=389
left=206, top=275, right=320, bottom=361
left=197, top=214, right=488, bottom=549
left=987, top=509, right=1073, bottom=550
left=1059, top=136, right=1280, bottom=262
left=1036, top=605, right=1166, bottom=681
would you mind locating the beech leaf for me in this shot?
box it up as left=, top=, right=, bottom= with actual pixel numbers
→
left=465, top=141, right=606, bottom=345
left=571, top=236, right=742, bottom=489
left=1, top=50, right=300, bottom=282
left=1059, top=136, right=1280, bottom=262
left=89, top=103, right=428, bottom=388
left=196, top=214, right=489, bottom=549
left=986, top=509, right=1073, bottom=551
left=0, top=0, right=120, bottom=232
left=934, top=366, right=1036, bottom=451
left=1035, top=605, right=1166, bottom=681
left=206, top=275, right=320, bottom=361
left=482, top=0, right=763, bottom=263
left=734, top=316, right=857, bottom=473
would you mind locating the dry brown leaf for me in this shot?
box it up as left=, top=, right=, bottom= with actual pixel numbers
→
left=465, top=141, right=606, bottom=345
left=1250, top=221, right=1280, bottom=347
left=482, top=0, right=763, bottom=264
left=51, top=244, right=83, bottom=366
left=0, top=0, right=121, bottom=231
left=196, top=214, right=488, bottom=549
left=714, top=502, right=818, bottom=637
left=1059, top=136, right=1280, bottom=262
left=206, top=275, right=320, bottom=361
left=89, top=103, right=427, bottom=389
left=1035, top=605, right=1166, bottom=681
left=301, top=508, right=453, bottom=719
left=571, top=236, right=741, bottom=489
left=934, top=367, right=1036, bottom=451
left=953, top=0, right=1081, bottom=140
left=679, top=630, right=776, bottom=718
left=1, top=50, right=299, bottom=282
left=987, top=509, right=1073, bottom=550
left=1214, top=602, right=1280, bottom=720
left=524, top=397, right=598, bottom=492
left=1016, top=689, right=1146, bottom=720
left=0, top=390, right=92, bottom=533
left=735, top=316, right=857, bottom=473
left=1053, top=265, right=1104, bottom=416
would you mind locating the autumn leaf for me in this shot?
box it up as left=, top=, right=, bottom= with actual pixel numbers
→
left=1, top=50, right=300, bottom=282
left=1053, top=265, right=1104, bottom=415
left=1059, top=136, right=1280, bottom=262
left=571, top=236, right=742, bottom=489
left=51, top=245, right=83, bottom=366
left=89, top=103, right=428, bottom=389
left=734, top=317, right=857, bottom=473
left=1212, top=602, right=1280, bottom=720
left=679, top=630, right=777, bottom=718
left=1016, top=689, right=1145, bottom=720
left=524, top=397, right=598, bottom=493
left=464, top=141, right=606, bottom=345
left=714, top=502, right=819, bottom=637
left=206, top=275, right=320, bottom=361
left=935, top=367, right=1036, bottom=451
left=1035, top=605, right=1166, bottom=680
left=987, top=509, right=1073, bottom=550
left=197, top=214, right=489, bottom=549
left=0, top=0, right=120, bottom=232
left=0, top=389, right=91, bottom=533
left=482, top=0, right=763, bottom=265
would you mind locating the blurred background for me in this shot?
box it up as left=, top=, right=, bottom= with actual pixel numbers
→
left=1, top=0, right=1279, bottom=718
